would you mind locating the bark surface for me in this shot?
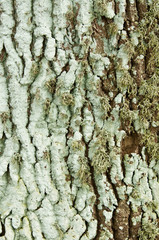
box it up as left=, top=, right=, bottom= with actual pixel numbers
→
left=0, top=0, right=159, bottom=239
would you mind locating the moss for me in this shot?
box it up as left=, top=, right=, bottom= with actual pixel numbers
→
left=123, top=40, right=135, bottom=58
left=77, top=157, right=90, bottom=184
left=94, top=0, right=109, bottom=17
left=138, top=220, right=159, bottom=240
left=100, top=96, right=111, bottom=118
left=30, top=62, right=39, bottom=77
left=65, top=6, right=75, bottom=23
left=43, top=150, right=50, bottom=161
left=117, top=70, right=134, bottom=93
left=119, top=99, right=135, bottom=133
left=139, top=98, right=159, bottom=124
left=0, top=112, right=9, bottom=124
left=61, top=93, right=74, bottom=106
left=71, top=141, right=83, bottom=152
left=137, top=2, right=159, bottom=73
left=131, top=188, right=140, bottom=199
left=140, top=131, right=159, bottom=161
left=96, top=128, right=110, bottom=147
left=13, top=153, right=22, bottom=163
left=107, top=22, right=118, bottom=37
left=44, top=98, right=51, bottom=115
left=91, top=147, right=110, bottom=174
left=45, top=78, right=56, bottom=94
left=35, top=88, right=41, bottom=101
left=94, top=0, right=114, bottom=19
left=138, top=74, right=159, bottom=125
left=139, top=76, right=159, bottom=100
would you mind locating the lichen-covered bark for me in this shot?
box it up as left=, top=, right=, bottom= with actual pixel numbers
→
left=0, top=0, right=159, bottom=239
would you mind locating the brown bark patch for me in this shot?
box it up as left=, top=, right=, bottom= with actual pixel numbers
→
left=121, top=133, right=140, bottom=156
left=92, top=19, right=107, bottom=54
left=129, top=207, right=142, bottom=240
left=113, top=200, right=130, bottom=240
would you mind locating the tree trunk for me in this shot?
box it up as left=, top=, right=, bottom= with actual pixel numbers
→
left=0, top=0, right=159, bottom=239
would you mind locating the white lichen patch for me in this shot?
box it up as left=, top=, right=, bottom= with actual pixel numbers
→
left=0, top=0, right=158, bottom=239
left=63, top=214, right=86, bottom=240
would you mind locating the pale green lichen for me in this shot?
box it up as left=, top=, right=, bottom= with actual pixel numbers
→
left=99, top=227, right=113, bottom=240
left=94, top=0, right=115, bottom=19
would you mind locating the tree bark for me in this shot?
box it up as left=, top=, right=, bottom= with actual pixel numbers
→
left=0, top=0, right=159, bottom=239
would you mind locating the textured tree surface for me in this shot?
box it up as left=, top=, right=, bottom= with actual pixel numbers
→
left=0, top=0, right=159, bottom=239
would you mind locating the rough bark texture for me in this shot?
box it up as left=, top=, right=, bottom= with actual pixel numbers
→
left=0, top=0, right=159, bottom=239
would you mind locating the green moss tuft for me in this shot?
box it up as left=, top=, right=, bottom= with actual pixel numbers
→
left=138, top=220, right=159, bottom=240
left=44, top=98, right=51, bottom=115
left=119, top=99, right=135, bottom=133
left=94, top=0, right=109, bottom=17
left=140, top=131, right=159, bottom=161
left=0, top=112, right=9, bottom=124
left=45, top=78, right=56, bottom=94
left=61, top=93, right=74, bottom=106
left=91, top=147, right=110, bottom=174
left=117, top=70, right=134, bottom=93
left=12, top=153, right=22, bottom=163
left=30, top=62, right=39, bottom=77
left=77, top=157, right=90, bottom=184
left=100, top=96, right=111, bottom=118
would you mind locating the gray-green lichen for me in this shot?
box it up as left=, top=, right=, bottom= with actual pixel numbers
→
left=0, top=0, right=159, bottom=239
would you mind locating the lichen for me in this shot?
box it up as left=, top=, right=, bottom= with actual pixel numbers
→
left=94, top=0, right=115, bottom=19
